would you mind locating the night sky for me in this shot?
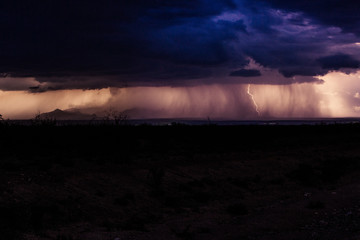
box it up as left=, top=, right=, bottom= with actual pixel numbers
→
left=1, top=1, right=360, bottom=119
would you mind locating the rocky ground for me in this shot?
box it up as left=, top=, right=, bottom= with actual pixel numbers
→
left=0, top=124, right=359, bottom=240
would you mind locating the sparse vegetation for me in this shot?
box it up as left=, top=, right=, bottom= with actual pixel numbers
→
left=306, top=200, right=326, bottom=209
left=31, top=112, right=57, bottom=126
left=148, top=167, right=165, bottom=189
left=227, top=202, right=249, bottom=216
left=171, top=225, right=194, bottom=240
left=0, top=124, right=359, bottom=239
left=56, top=234, right=74, bottom=240
left=0, top=114, right=10, bottom=127
left=103, top=108, right=128, bottom=125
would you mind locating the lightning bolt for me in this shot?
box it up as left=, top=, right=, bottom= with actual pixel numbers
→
left=247, top=84, right=261, bottom=116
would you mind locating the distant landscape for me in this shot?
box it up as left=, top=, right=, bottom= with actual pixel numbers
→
left=4, top=108, right=360, bottom=126
left=38, top=109, right=98, bottom=121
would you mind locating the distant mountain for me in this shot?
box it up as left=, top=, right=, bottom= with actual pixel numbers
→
left=120, top=108, right=166, bottom=119
left=39, top=109, right=97, bottom=120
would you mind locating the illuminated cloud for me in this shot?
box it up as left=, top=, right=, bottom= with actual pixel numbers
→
left=1, top=78, right=358, bottom=120
left=264, top=0, right=360, bottom=35
left=0, top=89, right=112, bottom=119
left=2, top=68, right=360, bottom=120
left=315, top=70, right=360, bottom=117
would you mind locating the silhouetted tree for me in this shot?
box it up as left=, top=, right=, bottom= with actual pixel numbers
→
left=0, top=114, right=6, bottom=127
left=103, top=108, right=128, bottom=125
left=31, top=112, right=56, bottom=126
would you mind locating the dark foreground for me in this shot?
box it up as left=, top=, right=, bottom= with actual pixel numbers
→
left=0, top=124, right=360, bottom=240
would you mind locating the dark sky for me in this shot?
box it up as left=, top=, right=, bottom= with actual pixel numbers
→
left=1, top=0, right=360, bottom=90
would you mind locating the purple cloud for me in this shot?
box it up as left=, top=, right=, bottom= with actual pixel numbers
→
left=0, top=0, right=359, bottom=90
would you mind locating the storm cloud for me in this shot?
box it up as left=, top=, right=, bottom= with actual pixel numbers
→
left=230, top=69, right=262, bottom=77
left=0, top=0, right=360, bottom=90
left=264, top=0, right=360, bottom=35
left=317, top=54, right=360, bottom=70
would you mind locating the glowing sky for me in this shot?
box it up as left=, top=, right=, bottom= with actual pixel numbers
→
left=0, top=1, right=360, bottom=119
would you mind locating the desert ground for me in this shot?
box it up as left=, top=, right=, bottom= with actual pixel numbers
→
left=0, top=122, right=359, bottom=240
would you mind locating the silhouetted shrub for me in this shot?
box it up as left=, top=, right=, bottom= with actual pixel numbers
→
left=147, top=167, right=165, bottom=195
left=268, top=177, right=285, bottom=185
left=121, top=211, right=161, bottom=231
left=228, top=177, right=250, bottom=189
left=103, top=109, right=129, bottom=125
left=114, top=192, right=135, bottom=206
left=288, top=163, right=321, bottom=187
left=0, top=204, right=29, bottom=240
left=320, top=156, right=359, bottom=182
left=171, top=225, right=194, bottom=240
left=56, top=234, right=74, bottom=240
left=31, top=112, right=57, bottom=126
left=227, top=203, right=248, bottom=216
left=0, top=114, right=10, bottom=127
left=306, top=200, right=325, bottom=209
